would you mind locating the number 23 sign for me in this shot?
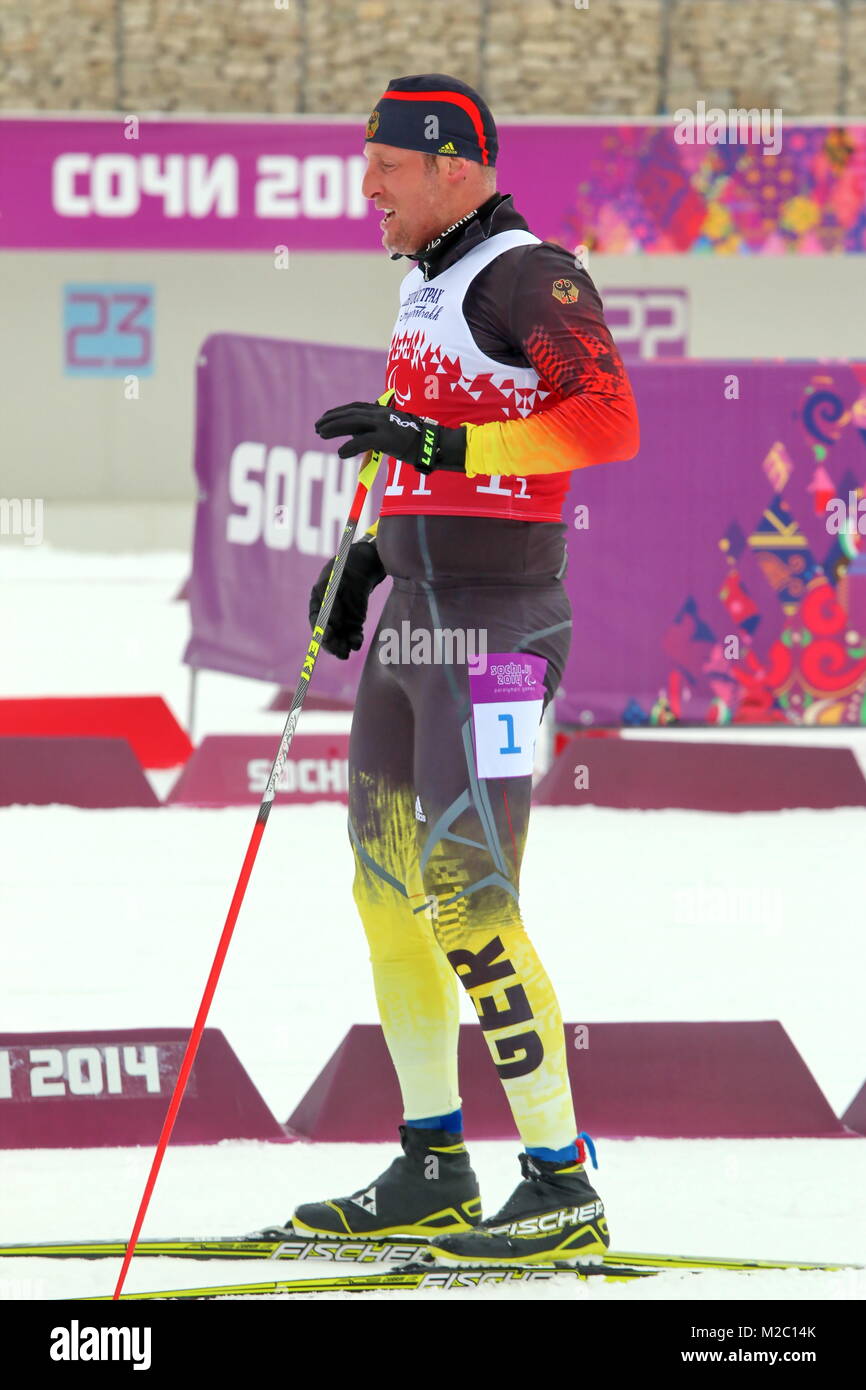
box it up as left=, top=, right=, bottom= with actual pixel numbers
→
left=63, top=282, right=154, bottom=375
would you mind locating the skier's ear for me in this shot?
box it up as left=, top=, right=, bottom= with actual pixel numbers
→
left=442, top=155, right=473, bottom=184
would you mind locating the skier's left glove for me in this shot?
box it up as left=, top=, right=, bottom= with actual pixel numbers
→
left=308, top=534, right=386, bottom=660
left=314, top=401, right=466, bottom=475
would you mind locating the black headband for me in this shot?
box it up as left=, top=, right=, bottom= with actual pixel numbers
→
left=365, top=73, right=498, bottom=167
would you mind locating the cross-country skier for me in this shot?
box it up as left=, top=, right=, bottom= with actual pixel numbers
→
left=286, top=74, right=639, bottom=1265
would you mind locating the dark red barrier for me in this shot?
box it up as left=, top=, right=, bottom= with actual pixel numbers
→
left=0, top=1029, right=289, bottom=1148
left=0, top=737, right=160, bottom=808
left=287, top=1021, right=846, bottom=1141
left=535, top=736, right=866, bottom=811
left=167, top=733, right=349, bottom=806
left=0, top=696, right=192, bottom=769
left=553, top=728, right=620, bottom=757
left=841, top=1079, right=866, bottom=1136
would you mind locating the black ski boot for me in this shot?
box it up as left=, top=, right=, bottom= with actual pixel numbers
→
left=426, top=1150, right=608, bottom=1264
left=291, top=1126, right=482, bottom=1239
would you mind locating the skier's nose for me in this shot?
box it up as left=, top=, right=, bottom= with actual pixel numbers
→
left=361, top=163, right=380, bottom=202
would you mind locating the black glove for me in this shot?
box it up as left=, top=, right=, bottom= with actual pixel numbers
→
left=314, top=400, right=467, bottom=475
left=308, top=534, right=387, bottom=660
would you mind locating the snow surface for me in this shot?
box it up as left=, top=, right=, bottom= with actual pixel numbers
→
left=1, top=542, right=864, bottom=1301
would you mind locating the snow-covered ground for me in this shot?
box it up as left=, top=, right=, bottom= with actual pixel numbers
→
left=1, top=541, right=864, bottom=1300
left=2, top=1141, right=864, bottom=1303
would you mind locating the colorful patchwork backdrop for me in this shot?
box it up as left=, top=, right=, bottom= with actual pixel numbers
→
left=563, top=362, right=866, bottom=728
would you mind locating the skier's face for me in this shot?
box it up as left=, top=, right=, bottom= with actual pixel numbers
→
left=362, top=144, right=454, bottom=256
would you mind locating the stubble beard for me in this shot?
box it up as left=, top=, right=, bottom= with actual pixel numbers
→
left=383, top=185, right=441, bottom=258
left=384, top=215, right=424, bottom=258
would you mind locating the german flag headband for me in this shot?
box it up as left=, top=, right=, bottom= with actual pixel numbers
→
left=365, top=73, right=498, bottom=167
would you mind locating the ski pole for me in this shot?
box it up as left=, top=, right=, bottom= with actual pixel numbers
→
left=113, top=405, right=390, bottom=1300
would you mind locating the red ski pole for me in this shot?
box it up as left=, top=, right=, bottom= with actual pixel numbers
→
left=113, top=433, right=387, bottom=1300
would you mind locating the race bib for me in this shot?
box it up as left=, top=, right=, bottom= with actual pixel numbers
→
left=469, top=653, right=547, bottom=779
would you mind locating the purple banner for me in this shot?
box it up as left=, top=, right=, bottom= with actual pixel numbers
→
left=561, top=361, right=866, bottom=728
left=2, top=117, right=865, bottom=253
left=183, top=334, right=387, bottom=705
left=0, top=119, right=370, bottom=251
left=184, top=337, right=866, bottom=727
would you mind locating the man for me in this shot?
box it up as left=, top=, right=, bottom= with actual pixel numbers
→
left=290, top=74, right=638, bottom=1265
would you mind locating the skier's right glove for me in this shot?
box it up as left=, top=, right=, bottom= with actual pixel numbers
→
left=308, top=533, right=387, bottom=660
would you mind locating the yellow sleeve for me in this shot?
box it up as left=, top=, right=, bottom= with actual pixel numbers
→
left=463, top=390, right=639, bottom=478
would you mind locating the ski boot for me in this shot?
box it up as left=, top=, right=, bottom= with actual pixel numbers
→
left=290, top=1125, right=482, bottom=1239
left=426, top=1146, right=608, bottom=1265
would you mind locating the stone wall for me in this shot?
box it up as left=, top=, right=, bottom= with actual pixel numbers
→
left=667, top=0, right=844, bottom=115
left=1, top=0, right=863, bottom=115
